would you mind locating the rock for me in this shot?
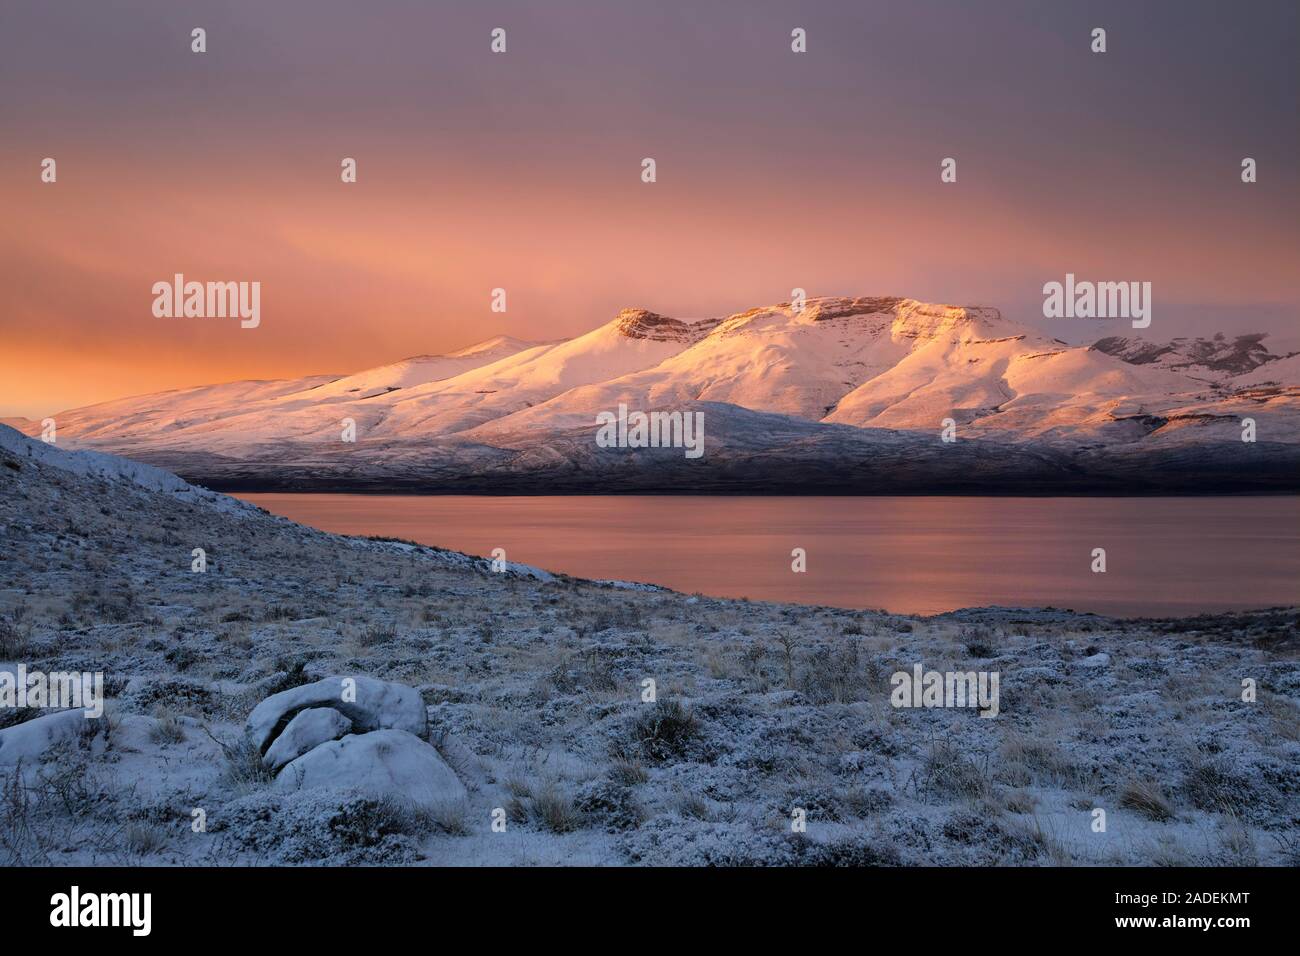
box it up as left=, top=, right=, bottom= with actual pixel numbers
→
left=273, top=729, right=466, bottom=808
left=263, top=707, right=352, bottom=771
left=245, top=676, right=426, bottom=754
left=1080, top=652, right=1111, bottom=668
left=0, top=710, right=94, bottom=764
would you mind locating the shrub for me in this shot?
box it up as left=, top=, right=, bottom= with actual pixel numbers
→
left=0, top=619, right=28, bottom=657
left=428, top=799, right=470, bottom=836
left=609, top=758, right=648, bottom=787
left=202, top=727, right=275, bottom=789
left=359, top=624, right=397, bottom=647
left=962, top=626, right=996, bottom=659
left=919, top=738, right=991, bottom=801
left=148, top=710, right=187, bottom=745
left=574, top=779, right=644, bottom=832
left=531, top=784, right=585, bottom=833
left=1119, top=778, right=1174, bottom=821
left=123, top=821, right=168, bottom=857
left=618, top=700, right=700, bottom=764
left=798, top=643, right=864, bottom=704
left=1182, top=757, right=1255, bottom=813
left=212, top=791, right=426, bottom=864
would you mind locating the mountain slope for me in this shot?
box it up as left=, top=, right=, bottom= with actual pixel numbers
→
left=278, top=335, right=541, bottom=403
left=27, top=335, right=542, bottom=452
left=366, top=310, right=717, bottom=438
left=824, top=329, right=1207, bottom=441
left=37, top=376, right=341, bottom=444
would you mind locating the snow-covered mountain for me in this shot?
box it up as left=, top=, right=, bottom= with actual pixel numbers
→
left=14, top=297, right=1300, bottom=492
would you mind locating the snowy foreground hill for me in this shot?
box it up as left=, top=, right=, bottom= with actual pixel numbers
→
left=14, top=297, right=1300, bottom=492
left=1, top=426, right=1297, bottom=866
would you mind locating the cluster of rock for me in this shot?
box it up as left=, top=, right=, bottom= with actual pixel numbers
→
left=247, top=675, right=466, bottom=808
left=0, top=708, right=100, bottom=764
left=1, top=675, right=467, bottom=812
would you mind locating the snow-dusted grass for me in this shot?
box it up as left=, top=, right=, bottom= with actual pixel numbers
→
left=1, top=432, right=1297, bottom=866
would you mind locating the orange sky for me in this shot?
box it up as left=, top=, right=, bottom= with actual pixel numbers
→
left=2, top=0, right=1297, bottom=418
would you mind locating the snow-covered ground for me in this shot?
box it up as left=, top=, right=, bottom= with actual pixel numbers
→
left=1, top=428, right=1296, bottom=866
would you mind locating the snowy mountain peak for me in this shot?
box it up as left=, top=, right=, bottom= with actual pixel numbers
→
left=705, top=296, right=903, bottom=337
left=889, top=299, right=1018, bottom=344
left=804, top=295, right=906, bottom=322
left=613, top=308, right=720, bottom=343
left=701, top=296, right=1018, bottom=345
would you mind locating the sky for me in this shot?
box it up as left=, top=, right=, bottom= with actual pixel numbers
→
left=1, top=0, right=1296, bottom=418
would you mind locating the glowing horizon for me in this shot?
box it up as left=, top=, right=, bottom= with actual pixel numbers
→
left=2, top=0, right=1297, bottom=418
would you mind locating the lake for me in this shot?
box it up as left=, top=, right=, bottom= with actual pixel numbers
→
left=236, top=494, right=1300, bottom=617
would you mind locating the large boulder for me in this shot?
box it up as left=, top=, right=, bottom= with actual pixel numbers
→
left=0, top=710, right=94, bottom=764
left=245, top=676, right=426, bottom=755
left=263, top=707, right=352, bottom=772
left=273, top=730, right=467, bottom=808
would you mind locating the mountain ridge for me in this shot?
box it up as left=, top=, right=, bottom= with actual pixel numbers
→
left=12, top=295, right=1300, bottom=493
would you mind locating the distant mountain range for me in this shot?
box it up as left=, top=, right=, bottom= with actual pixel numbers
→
left=8, top=297, right=1299, bottom=493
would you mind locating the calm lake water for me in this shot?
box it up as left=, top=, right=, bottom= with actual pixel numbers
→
left=237, top=495, right=1300, bottom=618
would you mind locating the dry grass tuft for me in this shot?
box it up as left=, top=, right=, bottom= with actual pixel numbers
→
left=1119, top=778, right=1174, bottom=822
